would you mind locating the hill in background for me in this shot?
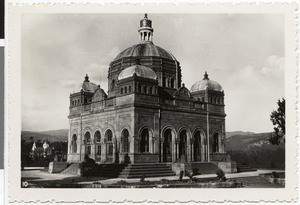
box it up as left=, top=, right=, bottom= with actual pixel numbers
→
left=21, top=129, right=285, bottom=169
left=226, top=131, right=255, bottom=138
left=225, top=132, right=285, bottom=169
left=21, top=129, right=68, bottom=142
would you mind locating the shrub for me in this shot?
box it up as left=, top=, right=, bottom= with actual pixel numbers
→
left=160, top=179, right=170, bottom=184
left=216, top=169, right=227, bottom=182
left=115, top=180, right=128, bottom=185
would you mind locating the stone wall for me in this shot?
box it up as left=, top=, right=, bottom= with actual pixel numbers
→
left=133, top=153, right=160, bottom=163
left=215, top=161, right=237, bottom=173
left=48, top=162, right=68, bottom=173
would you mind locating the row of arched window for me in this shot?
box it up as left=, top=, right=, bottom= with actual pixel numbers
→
left=71, top=97, right=92, bottom=107
left=120, top=85, right=132, bottom=95
left=209, top=96, right=223, bottom=104
left=70, top=128, right=223, bottom=159
left=163, top=76, right=175, bottom=88
left=71, top=99, right=81, bottom=107
left=137, top=84, right=156, bottom=95
left=70, top=129, right=129, bottom=154
left=196, top=97, right=205, bottom=102
left=140, top=31, right=152, bottom=41
left=195, top=96, right=223, bottom=104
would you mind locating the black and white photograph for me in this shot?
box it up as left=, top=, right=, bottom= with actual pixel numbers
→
left=6, top=3, right=298, bottom=203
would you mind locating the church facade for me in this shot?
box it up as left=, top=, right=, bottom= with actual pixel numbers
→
left=67, top=14, right=229, bottom=166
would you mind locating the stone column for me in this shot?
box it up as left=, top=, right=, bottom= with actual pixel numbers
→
left=152, top=140, right=155, bottom=153
left=186, top=136, right=191, bottom=162
left=172, top=141, right=176, bottom=162
left=130, top=136, right=135, bottom=153
left=101, top=141, right=107, bottom=162
left=82, top=142, right=86, bottom=161
left=176, top=143, right=179, bottom=160
left=112, top=141, right=116, bottom=163
left=174, top=142, right=177, bottom=161
left=191, top=143, right=194, bottom=162
left=149, top=137, right=152, bottom=153
left=160, top=139, right=164, bottom=162
left=91, top=142, right=95, bottom=160
left=187, top=144, right=190, bottom=162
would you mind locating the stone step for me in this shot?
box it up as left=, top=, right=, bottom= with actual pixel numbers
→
left=96, top=164, right=127, bottom=177
left=123, top=166, right=171, bottom=171
left=121, top=169, right=174, bottom=175
left=119, top=172, right=176, bottom=179
left=236, top=163, right=257, bottom=173
left=237, top=168, right=257, bottom=172
left=119, top=163, right=175, bottom=179
left=126, top=163, right=169, bottom=167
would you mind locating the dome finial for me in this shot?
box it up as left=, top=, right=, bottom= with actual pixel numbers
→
left=203, top=71, right=209, bottom=80
left=85, top=74, right=90, bottom=82
left=138, top=13, right=154, bottom=42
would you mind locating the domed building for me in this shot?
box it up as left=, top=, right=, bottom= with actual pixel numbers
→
left=67, top=14, right=236, bottom=176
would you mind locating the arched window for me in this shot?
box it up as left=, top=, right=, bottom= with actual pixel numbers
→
left=163, top=77, right=166, bottom=87
left=120, top=88, right=123, bottom=94
left=193, top=131, right=201, bottom=162
left=94, top=131, right=101, bottom=143
left=94, top=131, right=101, bottom=155
left=111, top=79, right=115, bottom=90
left=170, top=78, right=175, bottom=88
left=143, top=86, right=147, bottom=93
left=179, top=130, right=187, bottom=158
left=138, top=84, right=142, bottom=93
left=106, top=130, right=113, bottom=142
left=71, top=134, right=77, bottom=153
left=84, top=132, right=91, bottom=155
left=140, top=129, right=150, bottom=153
left=129, top=86, right=132, bottom=93
left=149, top=86, right=153, bottom=94
left=105, top=129, right=114, bottom=162
left=84, top=132, right=91, bottom=144
left=125, top=86, right=127, bottom=93
left=122, top=129, right=130, bottom=153
left=213, top=133, right=219, bottom=153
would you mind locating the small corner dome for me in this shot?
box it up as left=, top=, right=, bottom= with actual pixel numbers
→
left=73, top=74, right=98, bottom=93
left=190, top=72, right=223, bottom=92
left=118, top=64, right=157, bottom=80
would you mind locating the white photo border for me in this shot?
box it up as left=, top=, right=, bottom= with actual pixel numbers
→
left=6, top=2, right=298, bottom=203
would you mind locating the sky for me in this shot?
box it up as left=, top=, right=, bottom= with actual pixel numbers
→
left=21, top=13, right=284, bottom=132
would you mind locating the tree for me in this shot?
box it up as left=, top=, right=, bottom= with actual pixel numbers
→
left=269, top=98, right=285, bottom=145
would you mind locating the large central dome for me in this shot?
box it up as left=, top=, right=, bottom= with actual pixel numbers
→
left=114, top=42, right=176, bottom=62
left=107, top=14, right=182, bottom=97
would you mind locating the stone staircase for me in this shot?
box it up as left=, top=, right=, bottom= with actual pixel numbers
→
left=97, top=164, right=127, bottom=178
left=236, top=163, right=257, bottom=173
left=118, top=163, right=176, bottom=179
left=60, top=163, right=80, bottom=175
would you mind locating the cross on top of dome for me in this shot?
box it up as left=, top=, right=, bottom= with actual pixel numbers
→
left=84, top=74, right=90, bottom=82
left=203, top=71, right=209, bottom=80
